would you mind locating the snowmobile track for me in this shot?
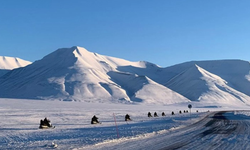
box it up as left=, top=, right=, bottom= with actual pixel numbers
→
left=161, top=111, right=249, bottom=150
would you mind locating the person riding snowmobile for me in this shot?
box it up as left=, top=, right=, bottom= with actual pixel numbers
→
left=39, top=117, right=53, bottom=129
left=154, top=112, right=158, bottom=117
left=148, top=112, right=152, bottom=117
left=91, top=115, right=100, bottom=124
left=125, top=114, right=131, bottom=121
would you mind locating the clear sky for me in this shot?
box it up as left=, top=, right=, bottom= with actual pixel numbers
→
left=0, top=0, right=250, bottom=67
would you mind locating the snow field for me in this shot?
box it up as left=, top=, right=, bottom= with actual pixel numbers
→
left=0, top=98, right=218, bottom=150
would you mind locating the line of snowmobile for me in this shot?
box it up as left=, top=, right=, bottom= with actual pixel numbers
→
left=39, top=110, right=199, bottom=129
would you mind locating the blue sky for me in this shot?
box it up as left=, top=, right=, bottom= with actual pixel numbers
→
left=0, top=0, right=250, bottom=67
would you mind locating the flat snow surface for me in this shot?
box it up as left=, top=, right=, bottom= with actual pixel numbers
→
left=0, top=98, right=249, bottom=150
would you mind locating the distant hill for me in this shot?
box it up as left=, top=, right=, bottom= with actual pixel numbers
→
left=166, top=63, right=250, bottom=105
left=0, top=56, right=31, bottom=77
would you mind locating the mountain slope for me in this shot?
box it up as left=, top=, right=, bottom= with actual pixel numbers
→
left=166, top=64, right=250, bottom=105
left=169, top=60, right=250, bottom=97
left=114, top=58, right=250, bottom=105
left=1, top=46, right=250, bottom=106
left=108, top=71, right=190, bottom=104
left=0, top=46, right=189, bottom=104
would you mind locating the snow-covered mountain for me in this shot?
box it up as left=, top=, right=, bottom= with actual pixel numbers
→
left=166, top=64, right=250, bottom=105
left=0, top=56, right=31, bottom=77
left=165, top=60, right=250, bottom=96
left=0, top=46, right=189, bottom=104
left=0, top=46, right=250, bottom=106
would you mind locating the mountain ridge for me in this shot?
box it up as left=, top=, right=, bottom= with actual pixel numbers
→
left=0, top=46, right=250, bottom=106
left=0, top=46, right=189, bottom=104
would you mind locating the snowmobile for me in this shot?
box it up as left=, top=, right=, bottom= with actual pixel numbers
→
left=91, top=121, right=101, bottom=124
left=171, top=111, right=175, bottom=115
left=154, top=112, right=158, bottom=117
left=39, top=118, right=55, bottom=129
left=91, top=115, right=101, bottom=124
left=125, top=114, right=132, bottom=121
left=39, top=124, right=55, bottom=129
left=148, top=112, right=152, bottom=117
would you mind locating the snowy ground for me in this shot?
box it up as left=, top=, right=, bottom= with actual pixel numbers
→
left=0, top=98, right=249, bottom=150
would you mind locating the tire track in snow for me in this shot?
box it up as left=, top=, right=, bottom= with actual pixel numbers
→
left=162, top=111, right=250, bottom=150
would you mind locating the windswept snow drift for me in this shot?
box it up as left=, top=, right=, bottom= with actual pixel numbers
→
left=0, top=46, right=250, bottom=106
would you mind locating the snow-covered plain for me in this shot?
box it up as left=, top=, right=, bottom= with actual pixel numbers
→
left=0, top=98, right=249, bottom=150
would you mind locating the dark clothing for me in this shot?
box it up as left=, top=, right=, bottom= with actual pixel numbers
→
left=39, top=118, right=52, bottom=128
left=148, top=112, right=152, bottom=117
left=172, top=111, right=175, bottom=115
left=125, top=114, right=131, bottom=121
left=43, top=118, right=51, bottom=127
left=91, top=115, right=99, bottom=124
left=40, top=120, right=44, bottom=126
left=154, top=112, right=158, bottom=117
left=162, top=112, right=166, bottom=116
